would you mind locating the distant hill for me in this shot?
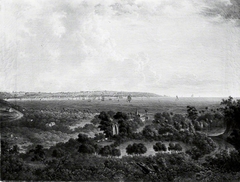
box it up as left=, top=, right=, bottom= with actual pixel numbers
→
left=0, top=91, right=162, bottom=99
left=0, top=99, right=24, bottom=112
left=0, top=92, right=13, bottom=99
left=0, top=99, right=14, bottom=107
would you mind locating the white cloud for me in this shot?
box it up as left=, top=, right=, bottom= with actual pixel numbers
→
left=1, top=0, right=240, bottom=97
left=50, top=12, right=66, bottom=38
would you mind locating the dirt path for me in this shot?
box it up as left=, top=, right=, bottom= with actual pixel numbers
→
left=199, top=132, right=233, bottom=163
left=7, top=109, right=23, bottom=122
left=199, top=140, right=220, bottom=163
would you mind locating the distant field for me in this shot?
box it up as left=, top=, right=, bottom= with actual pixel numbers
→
left=8, top=97, right=224, bottom=117
left=4, top=97, right=226, bottom=152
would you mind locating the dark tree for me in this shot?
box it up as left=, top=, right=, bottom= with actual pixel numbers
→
left=186, top=106, right=198, bottom=121
left=174, top=143, right=183, bottom=151
left=98, top=112, right=113, bottom=138
left=114, top=112, right=128, bottom=120
left=168, top=142, right=176, bottom=151
left=10, top=145, right=20, bottom=155
left=153, top=113, right=165, bottom=123
left=112, top=148, right=121, bottom=157
left=30, top=145, right=45, bottom=161
left=186, top=146, right=202, bottom=160
left=107, top=110, right=116, bottom=118
left=153, top=142, right=167, bottom=152
left=221, top=97, right=240, bottom=154
left=98, top=111, right=111, bottom=122
left=126, top=143, right=147, bottom=155
left=142, top=125, right=156, bottom=139
left=78, top=144, right=95, bottom=154
left=1, top=140, right=10, bottom=155
left=227, top=129, right=240, bottom=154
left=172, top=114, right=185, bottom=123
left=118, top=119, right=132, bottom=136
left=162, top=112, right=172, bottom=123
left=77, top=133, right=89, bottom=144
left=127, top=95, right=132, bottom=102
left=52, top=148, right=64, bottom=158
left=221, top=97, right=240, bottom=134
left=99, top=145, right=112, bottom=157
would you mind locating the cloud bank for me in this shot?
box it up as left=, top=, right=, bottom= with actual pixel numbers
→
left=1, top=0, right=240, bottom=97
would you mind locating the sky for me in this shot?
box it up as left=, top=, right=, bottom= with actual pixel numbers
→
left=1, top=0, right=240, bottom=97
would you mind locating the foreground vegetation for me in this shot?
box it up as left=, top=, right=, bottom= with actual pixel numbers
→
left=1, top=97, right=240, bottom=181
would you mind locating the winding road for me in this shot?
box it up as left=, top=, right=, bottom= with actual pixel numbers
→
left=1, top=108, right=24, bottom=122
left=11, top=109, right=24, bottom=121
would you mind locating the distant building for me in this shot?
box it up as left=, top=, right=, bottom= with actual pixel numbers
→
left=135, top=109, right=140, bottom=117
left=5, top=107, right=13, bottom=112
left=112, top=123, right=119, bottom=135
left=46, top=122, right=56, bottom=127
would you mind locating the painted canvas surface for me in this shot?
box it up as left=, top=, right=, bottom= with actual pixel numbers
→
left=1, top=0, right=240, bottom=181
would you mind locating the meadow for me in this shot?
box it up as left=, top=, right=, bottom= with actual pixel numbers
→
left=8, top=96, right=223, bottom=116
left=3, top=97, right=225, bottom=152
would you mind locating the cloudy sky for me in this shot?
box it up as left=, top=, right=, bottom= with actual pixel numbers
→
left=1, top=0, right=240, bottom=97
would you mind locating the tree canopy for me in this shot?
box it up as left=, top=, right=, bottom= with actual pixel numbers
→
left=126, top=143, right=147, bottom=155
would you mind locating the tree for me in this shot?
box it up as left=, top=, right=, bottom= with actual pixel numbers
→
left=78, top=144, right=95, bottom=154
left=142, top=125, right=156, bottom=139
left=168, top=142, right=175, bottom=151
left=77, top=133, right=90, bottom=144
left=1, top=154, right=30, bottom=180
left=107, top=110, right=116, bottom=118
left=162, top=112, right=172, bottom=123
left=127, top=95, right=132, bottom=102
left=186, top=106, right=198, bottom=121
left=112, top=148, right=121, bottom=157
left=118, top=119, right=132, bottom=136
left=153, top=142, right=167, bottom=152
left=126, top=143, right=147, bottom=155
left=10, top=145, right=20, bottom=155
left=221, top=97, right=240, bottom=135
left=172, top=114, right=185, bottom=123
left=227, top=129, right=240, bottom=154
left=98, top=112, right=113, bottom=138
left=30, top=145, right=45, bottom=161
left=153, top=113, right=164, bottom=123
left=221, top=97, right=240, bottom=154
left=99, top=145, right=112, bottom=157
left=94, top=133, right=105, bottom=141
left=186, top=146, right=202, bottom=160
left=52, top=148, right=64, bottom=158
left=114, top=112, right=128, bottom=120
left=174, top=143, right=183, bottom=152
left=98, top=111, right=111, bottom=122
left=91, top=115, right=101, bottom=125
left=1, top=140, right=10, bottom=155
left=136, top=143, right=147, bottom=155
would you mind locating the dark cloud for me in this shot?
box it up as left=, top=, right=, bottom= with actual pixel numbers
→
left=202, top=0, right=240, bottom=23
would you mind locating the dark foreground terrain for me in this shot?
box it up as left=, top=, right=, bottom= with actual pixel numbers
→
left=1, top=96, right=240, bottom=181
